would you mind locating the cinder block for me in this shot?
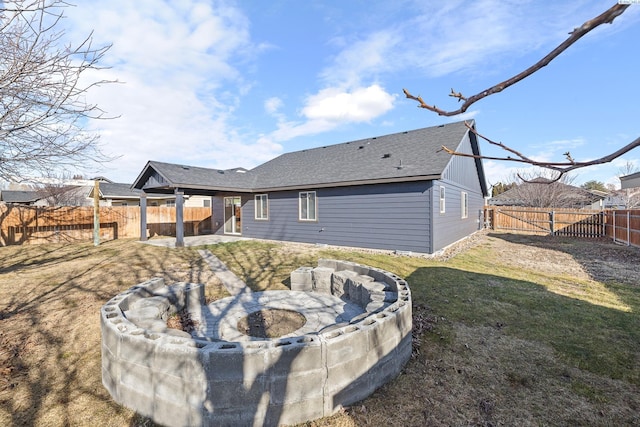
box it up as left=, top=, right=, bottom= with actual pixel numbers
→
left=119, top=359, right=155, bottom=390
left=271, top=395, right=326, bottom=426
left=208, top=377, right=268, bottom=409
left=269, top=369, right=326, bottom=405
left=325, top=356, right=372, bottom=398
left=359, top=281, right=387, bottom=306
left=117, top=382, right=154, bottom=417
left=153, top=371, right=207, bottom=406
left=152, top=394, right=195, bottom=427
left=269, top=339, right=323, bottom=375
left=323, top=326, right=369, bottom=367
left=331, top=270, right=358, bottom=297
left=152, top=343, right=205, bottom=378
left=317, top=259, right=339, bottom=270
left=118, top=330, right=160, bottom=366
left=205, top=345, right=267, bottom=383
left=312, top=267, right=334, bottom=294
left=348, top=280, right=362, bottom=305
left=290, top=267, right=313, bottom=291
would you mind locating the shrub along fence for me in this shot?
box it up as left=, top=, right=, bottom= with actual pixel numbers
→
left=0, top=205, right=212, bottom=246
left=485, top=206, right=640, bottom=248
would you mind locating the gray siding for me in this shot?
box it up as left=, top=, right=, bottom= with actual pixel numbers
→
left=431, top=133, right=485, bottom=252
left=224, top=181, right=433, bottom=253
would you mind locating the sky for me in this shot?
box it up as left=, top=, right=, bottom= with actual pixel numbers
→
left=56, top=0, right=640, bottom=189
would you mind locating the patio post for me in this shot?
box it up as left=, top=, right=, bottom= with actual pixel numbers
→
left=176, top=191, right=184, bottom=247
left=140, top=193, right=147, bottom=241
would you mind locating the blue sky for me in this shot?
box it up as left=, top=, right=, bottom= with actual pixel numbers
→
left=62, top=1, right=640, bottom=189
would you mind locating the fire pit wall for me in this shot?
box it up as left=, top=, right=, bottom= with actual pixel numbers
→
left=101, top=259, right=412, bottom=427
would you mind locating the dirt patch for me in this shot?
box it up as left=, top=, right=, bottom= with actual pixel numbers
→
left=486, top=233, right=640, bottom=286
left=237, top=309, right=306, bottom=338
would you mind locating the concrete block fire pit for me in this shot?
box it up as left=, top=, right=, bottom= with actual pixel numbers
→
left=101, top=259, right=412, bottom=426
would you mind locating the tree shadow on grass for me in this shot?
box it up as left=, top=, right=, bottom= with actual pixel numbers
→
left=398, top=264, right=640, bottom=426
left=0, top=239, right=220, bottom=426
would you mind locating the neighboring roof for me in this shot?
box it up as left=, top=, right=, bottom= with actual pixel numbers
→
left=489, top=178, right=605, bottom=207
left=620, top=171, right=640, bottom=189
left=0, top=190, right=41, bottom=204
left=133, top=121, right=485, bottom=194
left=89, top=182, right=174, bottom=200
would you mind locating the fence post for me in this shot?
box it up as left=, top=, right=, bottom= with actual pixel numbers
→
left=549, top=211, right=555, bottom=234
left=627, top=211, right=631, bottom=246
left=612, top=211, right=616, bottom=242
left=93, top=180, right=100, bottom=246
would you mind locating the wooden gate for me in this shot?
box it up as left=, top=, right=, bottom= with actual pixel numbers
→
left=484, top=207, right=605, bottom=237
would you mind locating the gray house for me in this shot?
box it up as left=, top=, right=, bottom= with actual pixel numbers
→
left=132, top=120, right=488, bottom=254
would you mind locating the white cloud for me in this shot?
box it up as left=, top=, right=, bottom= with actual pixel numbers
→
left=264, top=97, right=283, bottom=115
left=61, top=0, right=281, bottom=182
left=302, top=85, right=395, bottom=123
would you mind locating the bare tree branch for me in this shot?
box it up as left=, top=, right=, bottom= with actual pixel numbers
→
left=403, top=3, right=630, bottom=116
left=439, top=122, right=640, bottom=181
left=1, top=0, right=118, bottom=182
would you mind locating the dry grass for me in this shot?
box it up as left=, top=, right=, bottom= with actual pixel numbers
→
left=1, top=233, right=639, bottom=426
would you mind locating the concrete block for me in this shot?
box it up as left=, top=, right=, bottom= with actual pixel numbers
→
left=331, top=270, right=358, bottom=298
left=347, top=280, right=362, bottom=305
left=270, top=396, right=326, bottom=426
left=317, top=259, right=339, bottom=270
left=153, top=371, right=207, bottom=406
left=119, top=359, right=155, bottom=391
left=360, top=281, right=387, bottom=306
left=325, top=356, right=371, bottom=397
left=118, top=330, right=160, bottom=366
left=152, top=394, right=195, bottom=427
left=205, top=345, right=267, bottom=383
left=269, top=369, right=326, bottom=404
left=269, top=339, right=323, bottom=375
left=208, top=377, right=268, bottom=409
left=291, top=267, right=313, bottom=291
left=364, top=300, right=390, bottom=313
left=152, top=343, right=205, bottom=378
left=117, top=383, right=154, bottom=417
left=311, top=267, right=334, bottom=294
left=323, top=325, right=369, bottom=367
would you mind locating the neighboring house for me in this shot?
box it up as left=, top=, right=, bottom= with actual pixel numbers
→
left=489, top=178, right=606, bottom=210
left=0, top=190, right=46, bottom=206
left=87, top=182, right=214, bottom=207
left=619, top=172, right=640, bottom=208
left=620, top=171, right=640, bottom=190
left=132, top=121, right=488, bottom=254
left=88, top=182, right=176, bottom=207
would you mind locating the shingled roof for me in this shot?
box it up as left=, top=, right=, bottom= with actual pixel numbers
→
left=133, top=121, right=481, bottom=193
left=0, top=190, right=42, bottom=204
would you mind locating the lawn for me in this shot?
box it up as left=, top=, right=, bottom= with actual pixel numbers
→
left=1, top=233, right=639, bottom=426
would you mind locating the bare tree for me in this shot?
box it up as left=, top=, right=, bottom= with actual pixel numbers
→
left=0, top=0, right=115, bottom=182
left=32, top=173, right=89, bottom=206
left=490, top=169, right=601, bottom=208
left=404, top=4, right=639, bottom=180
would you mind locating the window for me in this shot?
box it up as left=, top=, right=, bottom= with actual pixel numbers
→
left=299, top=191, right=317, bottom=221
left=255, top=194, right=268, bottom=220
left=166, top=200, right=175, bottom=207
left=203, top=199, right=211, bottom=208
left=439, top=186, right=446, bottom=214
left=461, top=191, right=468, bottom=219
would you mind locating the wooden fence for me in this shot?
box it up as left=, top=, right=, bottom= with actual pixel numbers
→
left=0, top=205, right=213, bottom=246
left=484, top=206, right=640, bottom=248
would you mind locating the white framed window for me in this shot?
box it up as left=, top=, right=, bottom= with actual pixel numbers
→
left=166, top=200, right=175, bottom=207
left=203, top=199, right=211, bottom=208
left=439, top=186, right=446, bottom=214
left=255, top=194, right=268, bottom=220
left=461, top=191, right=468, bottom=219
left=299, top=191, right=317, bottom=221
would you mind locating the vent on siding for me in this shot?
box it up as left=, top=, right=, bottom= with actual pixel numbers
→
left=382, top=153, right=391, bottom=159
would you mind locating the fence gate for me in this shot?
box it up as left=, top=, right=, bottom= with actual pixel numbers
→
left=485, top=207, right=605, bottom=237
